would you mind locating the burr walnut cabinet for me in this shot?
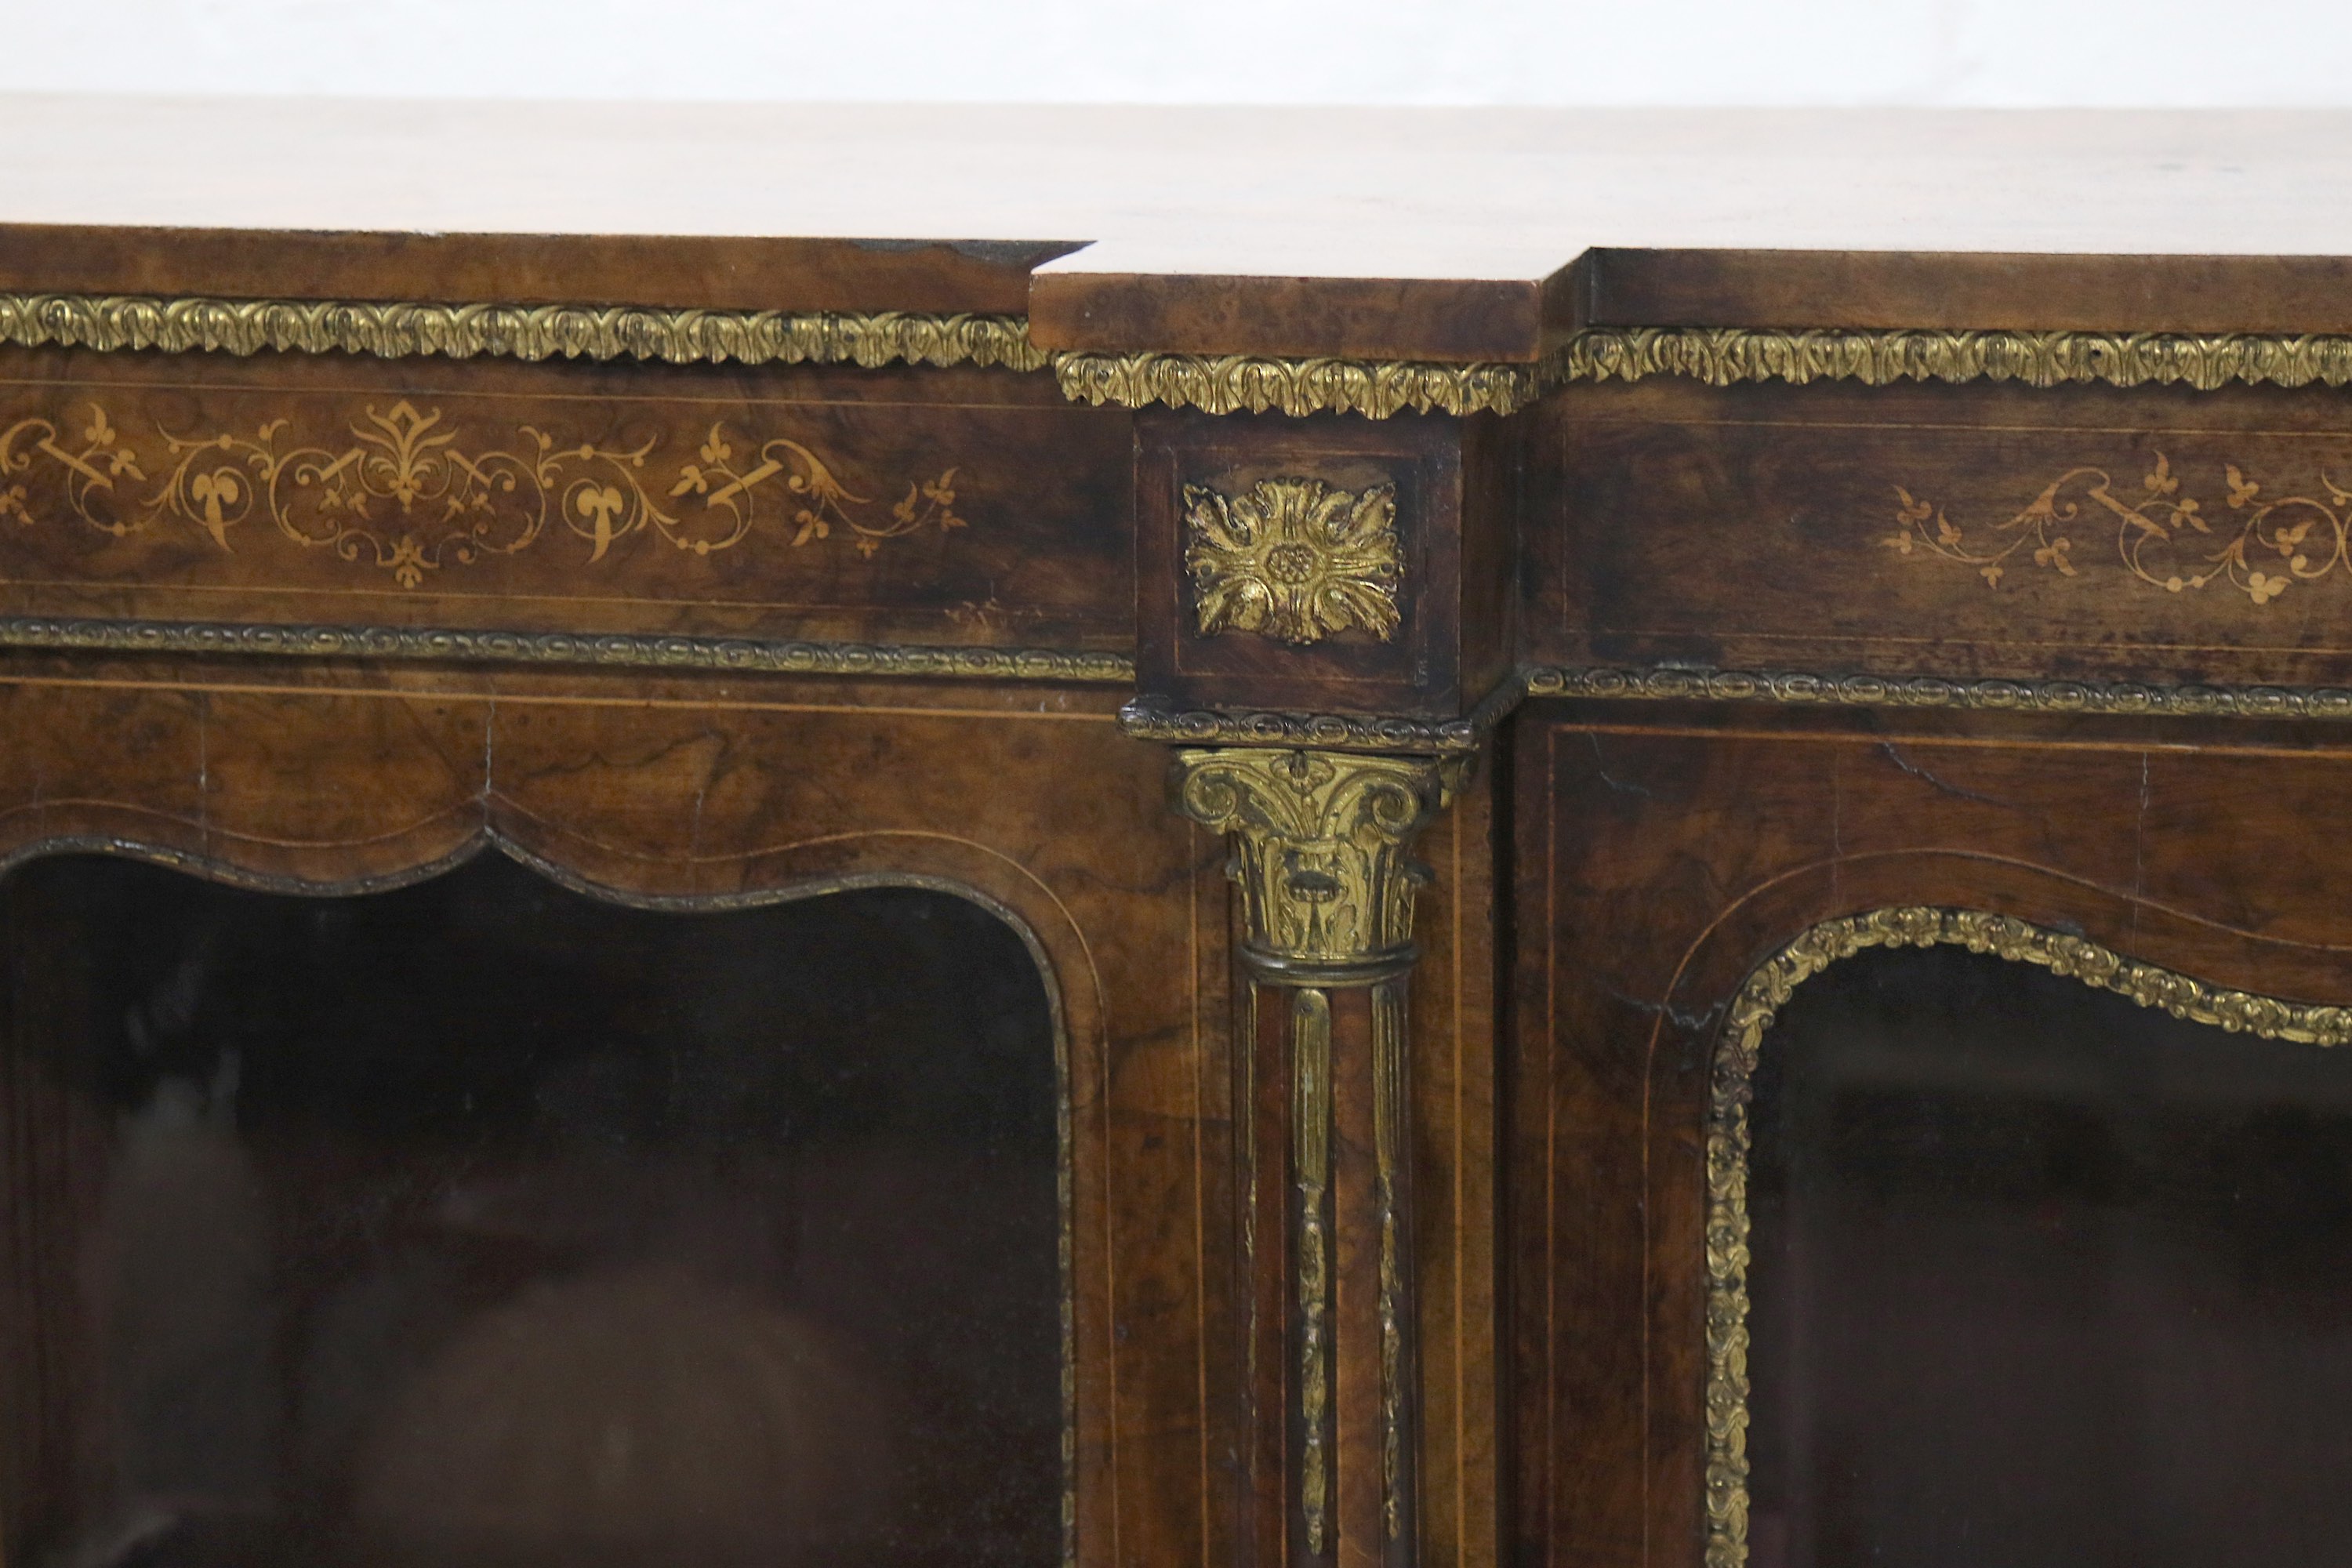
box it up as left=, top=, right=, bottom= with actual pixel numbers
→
left=5, top=98, right=2352, bottom=1568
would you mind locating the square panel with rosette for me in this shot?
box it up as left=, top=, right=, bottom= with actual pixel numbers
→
left=1134, top=410, right=1513, bottom=723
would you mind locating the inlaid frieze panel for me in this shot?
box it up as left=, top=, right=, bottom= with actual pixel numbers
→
left=1529, top=378, right=2352, bottom=689
left=0, top=349, right=1135, bottom=650
left=1878, top=448, right=2352, bottom=607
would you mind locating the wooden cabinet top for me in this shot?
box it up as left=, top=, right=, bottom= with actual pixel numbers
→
left=7, top=96, right=2352, bottom=358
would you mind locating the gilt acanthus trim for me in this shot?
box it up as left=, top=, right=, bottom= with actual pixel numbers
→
left=16, top=292, right=2352, bottom=419
left=0, top=294, right=1047, bottom=372
left=1552, top=325, right=2352, bottom=394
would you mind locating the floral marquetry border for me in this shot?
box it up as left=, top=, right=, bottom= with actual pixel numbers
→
left=1882, top=451, right=2352, bottom=607
left=0, top=398, right=965, bottom=589
left=1703, top=907, right=2352, bottom=1568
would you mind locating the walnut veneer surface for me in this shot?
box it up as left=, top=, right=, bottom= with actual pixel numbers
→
left=0, top=96, right=2350, bottom=1568
left=10, top=100, right=2352, bottom=354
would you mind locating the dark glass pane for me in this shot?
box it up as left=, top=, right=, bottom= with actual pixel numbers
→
left=0, top=854, right=1062, bottom=1568
left=1748, top=943, right=2352, bottom=1568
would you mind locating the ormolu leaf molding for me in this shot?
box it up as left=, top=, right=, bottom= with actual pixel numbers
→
left=1548, top=325, right=2352, bottom=394
left=1883, top=451, right=2352, bottom=605
left=22, top=293, right=2352, bottom=418
left=1184, top=477, right=1403, bottom=646
left=0, top=295, right=1047, bottom=373
left=0, top=400, right=964, bottom=588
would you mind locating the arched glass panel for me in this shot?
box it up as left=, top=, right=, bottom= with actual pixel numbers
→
left=1743, top=938, right=2352, bottom=1568
left=0, top=853, right=1065, bottom=1568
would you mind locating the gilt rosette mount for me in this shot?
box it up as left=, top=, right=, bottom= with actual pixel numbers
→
left=1184, top=477, right=1403, bottom=646
left=1173, top=747, right=1464, bottom=985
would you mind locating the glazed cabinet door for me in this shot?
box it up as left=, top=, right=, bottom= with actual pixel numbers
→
left=1512, top=701, right=2352, bottom=1568
left=0, top=667, right=1242, bottom=1568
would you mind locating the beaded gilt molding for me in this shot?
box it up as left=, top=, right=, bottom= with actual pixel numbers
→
left=1120, top=679, right=1523, bottom=755
left=17, top=293, right=2352, bottom=419
left=1526, top=663, right=2352, bottom=722
left=1129, top=661, right=2352, bottom=759
left=1704, top=906, right=2352, bottom=1568
left=0, top=614, right=1134, bottom=682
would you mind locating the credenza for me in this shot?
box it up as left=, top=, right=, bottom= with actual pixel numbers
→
left=2, top=99, right=2351, bottom=1568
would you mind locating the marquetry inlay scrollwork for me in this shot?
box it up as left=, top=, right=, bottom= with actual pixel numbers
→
left=0, top=400, right=965, bottom=587
left=670, top=422, right=962, bottom=557
left=1184, top=477, right=1403, bottom=646
left=1171, top=747, right=1462, bottom=979
left=1705, top=907, right=2352, bottom=1568
left=1882, top=451, right=2352, bottom=607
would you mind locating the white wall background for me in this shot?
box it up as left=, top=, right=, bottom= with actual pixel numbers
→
left=0, top=0, right=2344, bottom=106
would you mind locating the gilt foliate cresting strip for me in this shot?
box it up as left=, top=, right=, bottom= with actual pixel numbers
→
left=24, top=296, right=2352, bottom=418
